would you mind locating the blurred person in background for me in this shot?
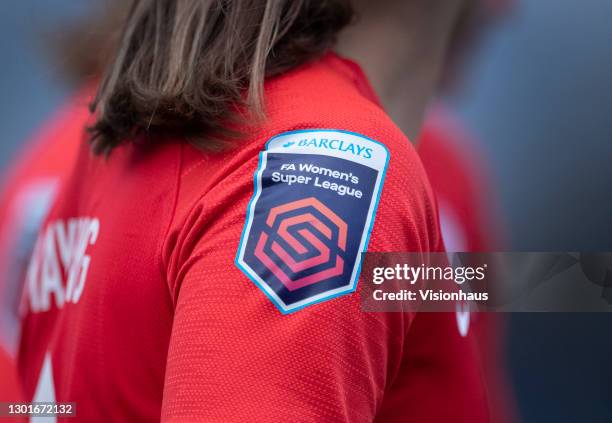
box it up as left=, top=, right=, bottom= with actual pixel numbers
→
left=0, top=97, right=87, bottom=409
left=419, top=0, right=509, bottom=253
left=340, top=0, right=515, bottom=421
left=0, top=346, right=21, bottom=416
left=5, top=0, right=497, bottom=421
left=0, top=5, right=126, bottom=408
left=418, top=2, right=516, bottom=421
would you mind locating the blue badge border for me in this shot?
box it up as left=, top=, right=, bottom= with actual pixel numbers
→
left=235, top=129, right=390, bottom=314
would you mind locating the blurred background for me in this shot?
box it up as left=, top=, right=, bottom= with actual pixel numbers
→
left=447, top=2, right=612, bottom=421
left=0, top=0, right=611, bottom=421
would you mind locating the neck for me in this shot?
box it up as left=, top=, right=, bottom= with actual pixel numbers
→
left=338, top=1, right=464, bottom=142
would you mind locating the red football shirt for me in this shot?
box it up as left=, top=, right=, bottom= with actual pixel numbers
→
left=19, top=53, right=489, bottom=422
left=0, top=346, right=22, bottom=418
left=0, top=91, right=91, bottom=408
left=418, top=105, right=515, bottom=423
left=417, top=105, right=504, bottom=253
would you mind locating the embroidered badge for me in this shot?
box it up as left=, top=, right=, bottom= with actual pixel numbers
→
left=236, top=129, right=389, bottom=313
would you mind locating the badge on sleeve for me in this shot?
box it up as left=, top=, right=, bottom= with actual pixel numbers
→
left=236, top=129, right=389, bottom=313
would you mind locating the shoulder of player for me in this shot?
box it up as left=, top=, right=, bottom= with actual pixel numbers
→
left=177, top=100, right=426, bottom=205
left=177, top=54, right=428, bottom=207
left=266, top=64, right=420, bottom=163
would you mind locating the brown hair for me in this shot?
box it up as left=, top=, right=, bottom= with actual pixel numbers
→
left=87, top=0, right=353, bottom=155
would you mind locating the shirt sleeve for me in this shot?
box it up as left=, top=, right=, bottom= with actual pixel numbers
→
left=160, top=131, right=442, bottom=422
